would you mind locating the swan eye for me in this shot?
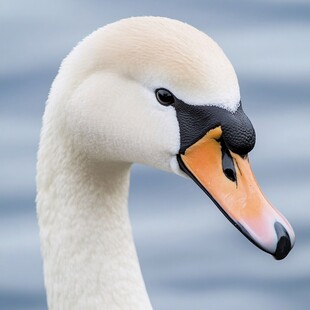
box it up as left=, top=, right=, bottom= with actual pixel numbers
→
left=155, top=88, right=175, bottom=106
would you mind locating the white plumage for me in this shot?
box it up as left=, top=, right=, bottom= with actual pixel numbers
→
left=36, top=17, right=293, bottom=309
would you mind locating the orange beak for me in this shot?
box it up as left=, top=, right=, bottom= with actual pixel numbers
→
left=177, top=126, right=295, bottom=259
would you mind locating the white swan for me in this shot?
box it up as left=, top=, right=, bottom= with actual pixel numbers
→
left=37, top=17, right=295, bottom=310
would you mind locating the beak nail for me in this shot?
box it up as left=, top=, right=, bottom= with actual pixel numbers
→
left=274, top=222, right=292, bottom=260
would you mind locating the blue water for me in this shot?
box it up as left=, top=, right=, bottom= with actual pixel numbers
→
left=1, top=1, right=310, bottom=309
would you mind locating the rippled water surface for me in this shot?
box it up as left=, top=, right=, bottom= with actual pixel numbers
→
left=1, top=1, right=310, bottom=309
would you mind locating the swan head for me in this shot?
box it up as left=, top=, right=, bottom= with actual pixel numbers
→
left=55, top=17, right=295, bottom=259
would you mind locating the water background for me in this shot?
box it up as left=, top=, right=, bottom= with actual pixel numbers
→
left=1, top=1, right=310, bottom=309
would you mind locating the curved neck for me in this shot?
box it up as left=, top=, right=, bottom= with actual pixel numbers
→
left=37, top=128, right=152, bottom=309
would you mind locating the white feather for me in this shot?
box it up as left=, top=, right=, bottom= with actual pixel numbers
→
left=37, top=16, right=240, bottom=309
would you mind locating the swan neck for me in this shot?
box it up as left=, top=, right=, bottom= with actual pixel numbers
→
left=37, top=134, right=152, bottom=309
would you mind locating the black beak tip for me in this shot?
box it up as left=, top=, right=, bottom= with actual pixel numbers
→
left=273, top=222, right=292, bottom=260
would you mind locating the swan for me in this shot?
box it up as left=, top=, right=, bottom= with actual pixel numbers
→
left=36, top=16, right=295, bottom=310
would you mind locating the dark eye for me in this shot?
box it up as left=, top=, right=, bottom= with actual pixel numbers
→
left=155, top=88, right=175, bottom=106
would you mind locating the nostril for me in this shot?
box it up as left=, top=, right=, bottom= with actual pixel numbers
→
left=224, top=167, right=236, bottom=182
left=221, top=138, right=237, bottom=182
